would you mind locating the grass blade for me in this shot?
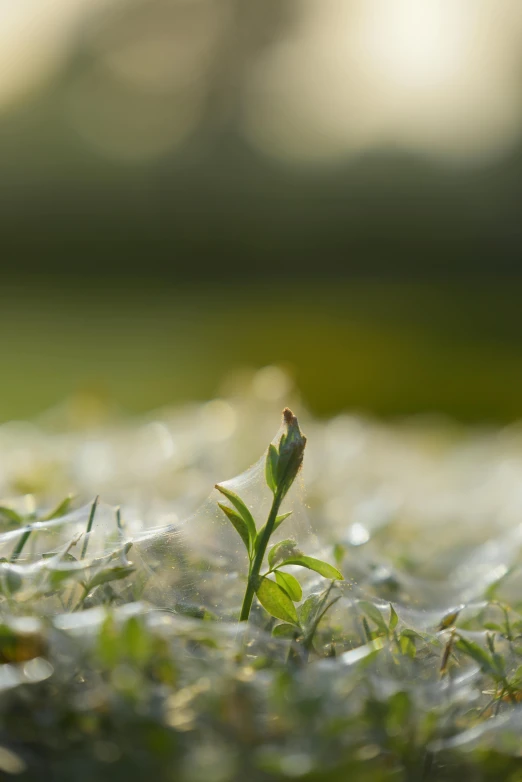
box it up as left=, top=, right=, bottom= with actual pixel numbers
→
left=10, top=528, right=32, bottom=562
left=80, top=496, right=100, bottom=560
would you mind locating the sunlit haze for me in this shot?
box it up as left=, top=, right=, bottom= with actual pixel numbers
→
left=243, top=0, right=522, bottom=164
left=2, top=0, right=522, bottom=165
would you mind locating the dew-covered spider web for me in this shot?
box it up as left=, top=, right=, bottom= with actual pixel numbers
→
left=0, top=416, right=322, bottom=622
left=2, top=369, right=522, bottom=776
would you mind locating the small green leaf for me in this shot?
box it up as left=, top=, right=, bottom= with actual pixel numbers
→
left=42, top=494, right=75, bottom=521
left=359, top=601, right=388, bottom=634
left=215, top=485, right=256, bottom=545
left=362, top=617, right=374, bottom=642
left=456, top=637, right=496, bottom=675
left=255, top=576, right=299, bottom=625
left=278, top=556, right=343, bottom=581
left=87, top=565, right=135, bottom=591
left=268, top=539, right=300, bottom=569
left=218, top=503, right=251, bottom=555
left=275, top=511, right=293, bottom=527
left=48, top=564, right=87, bottom=590
left=400, top=628, right=424, bottom=641
left=265, top=444, right=279, bottom=494
left=255, top=512, right=292, bottom=548
left=389, top=603, right=399, bottom=631
left=298, top=593, right=321, bottom=626
left=275, top=570, right=302, bottom=602
left=0, top=507, right=24, bottom=525
left=272, top=623, right=299, bottom=639
left=399, top=631, right=417, bottom=658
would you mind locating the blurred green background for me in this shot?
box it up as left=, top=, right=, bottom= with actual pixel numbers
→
left=4, top=279, right=522, bottom=423
left=2, top=0, right=522, bottom=422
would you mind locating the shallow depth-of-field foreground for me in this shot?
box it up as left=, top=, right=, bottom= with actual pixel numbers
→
left=1, top=369, right=522, bottom=780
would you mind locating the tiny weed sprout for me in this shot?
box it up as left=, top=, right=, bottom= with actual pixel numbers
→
left=216, top=408, right=342, bottom=624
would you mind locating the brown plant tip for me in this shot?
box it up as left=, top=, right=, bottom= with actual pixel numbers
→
left=283, top=407, right=296, bottom=425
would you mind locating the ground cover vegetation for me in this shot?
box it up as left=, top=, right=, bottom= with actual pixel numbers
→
left=0, top=375, right=521, bottom=780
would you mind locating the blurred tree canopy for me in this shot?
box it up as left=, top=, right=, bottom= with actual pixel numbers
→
left=1, top=0, right=521, bottom=284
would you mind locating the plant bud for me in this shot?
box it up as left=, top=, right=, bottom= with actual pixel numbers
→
left=276, top=408, right=307, bottom=499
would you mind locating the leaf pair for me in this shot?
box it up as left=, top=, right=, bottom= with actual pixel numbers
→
left=256, top=544, right=342, bottom=628
left=216, top=484, right=294, bottom=561
left=216, top=484, right=257, bottom=558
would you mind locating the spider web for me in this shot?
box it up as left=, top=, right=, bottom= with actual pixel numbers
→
left=0, top=420, right=318, bottom=621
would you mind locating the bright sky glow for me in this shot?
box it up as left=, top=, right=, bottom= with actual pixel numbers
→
left=1, top=0, right=522, bottom=165
left=358, top=0, right=465, bottom=90
left=243, top=0, right=522, bottom=164
left=0, top=0, right=114, bottom=110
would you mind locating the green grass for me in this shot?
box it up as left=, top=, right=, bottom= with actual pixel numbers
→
left=0, top=407, right=522, bottom=779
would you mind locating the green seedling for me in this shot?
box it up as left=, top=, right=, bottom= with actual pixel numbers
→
left=216, top=409, right=342, bottom=624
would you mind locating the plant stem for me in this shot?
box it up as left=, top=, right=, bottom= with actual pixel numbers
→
left=240, top=490, right=283, bottom=622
